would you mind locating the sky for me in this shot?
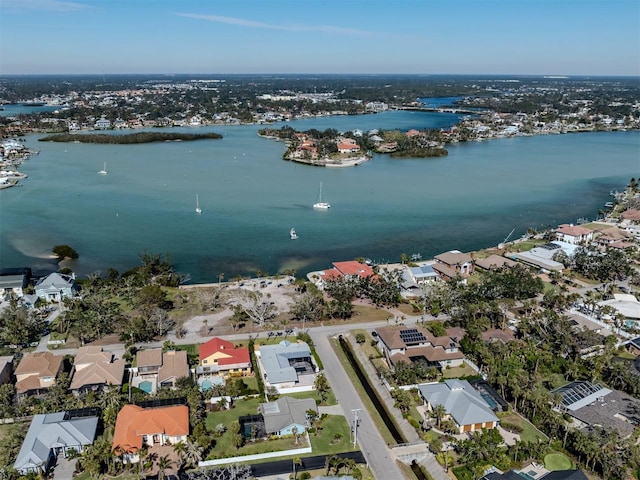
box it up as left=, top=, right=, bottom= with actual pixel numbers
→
left=1, top=0, right=639, bottom=76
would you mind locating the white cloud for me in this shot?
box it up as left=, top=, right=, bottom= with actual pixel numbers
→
left=1, top=0, right=91, bottom=12
left=176, top=13, right=373, bottom=36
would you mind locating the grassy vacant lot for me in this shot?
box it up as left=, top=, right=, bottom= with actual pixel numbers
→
left=544, top=452, right=573, bottom=471
left=498, top=411, right=548, bottom=443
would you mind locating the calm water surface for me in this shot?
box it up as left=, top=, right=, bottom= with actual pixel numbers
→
left=1, top=110, right=638, bottom=283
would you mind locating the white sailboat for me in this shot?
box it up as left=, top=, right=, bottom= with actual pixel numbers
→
left=290, top=228, right=298, bottom=239
left=313, top=182, right=331, bottom=209
left=98, top=161, right=107, bottom=175
left=195, top=194, right=202, bottom=214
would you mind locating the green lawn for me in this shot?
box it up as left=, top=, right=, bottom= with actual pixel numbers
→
left=287, top=388, right=337, bottom=406
left=498, top=411, right=548, bottom=443
left=442, top=363, right=479, bottom=379
left=544, top=452, right=573, bottom=471
left=329, top=337, right=399, bottom=446
left=308, top=414, right=357, bottom=454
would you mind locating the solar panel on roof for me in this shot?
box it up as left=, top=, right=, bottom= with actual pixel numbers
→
left=399, top=328, right=427, bottom=345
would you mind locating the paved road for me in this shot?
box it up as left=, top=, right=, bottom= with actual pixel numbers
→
left=310, top=329, right=407, bottom=480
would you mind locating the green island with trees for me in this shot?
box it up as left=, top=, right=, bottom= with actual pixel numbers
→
left=38, top=131, right=222, bottom=144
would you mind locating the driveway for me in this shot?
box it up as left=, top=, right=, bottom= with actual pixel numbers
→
left=53, top=456, right=76, bottom=480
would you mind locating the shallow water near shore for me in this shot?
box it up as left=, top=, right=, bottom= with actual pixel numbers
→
left=1, top=110, right=638, bottom=283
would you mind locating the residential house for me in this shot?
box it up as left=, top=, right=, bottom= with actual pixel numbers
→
left=554, top=224, right=594, bottom=245
left=418, top=379, right=499, bottom=434
left=313, top=260, right=375, bottom=289
left=259, top=396, right=317, bottom=436
left=197, top=337, right=252, bottom=379
left=0, top=356, right=13, bottom=385
left=626, top=337, right=640, bottom=356
left=511, top=243, right=566, bottom=272
left=474, top=255, right=518, bottom=271
left=552, top=381, right=640, bottom=438
left=375, top=325, right=464, bottom=372
left=255, top=340, right=316, bottom=392
left=433, top=250, right=474, bottom=281
left=70, top=346, right=125, bottom=394
left=112, top=404, right=189, bottom=463
left=133, top=349, right=189, bottom=393
left=34, top=272, right=77, bottom=302
left=15, top=352, right=64, bottom=397
left=14, top=409, right=99, bottom=475
left=94, top=117, right=111, bottom=129
left=482, top=467, right=588, bottom=480
left=336, top=138, right=361, bottom=154
left=0, top=273, right=28, bottom=299
left=598, top=293, right=640, bottom=328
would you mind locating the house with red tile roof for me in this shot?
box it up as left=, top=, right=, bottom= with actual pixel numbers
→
left=112, top=404, right=189, bottom=463
left=197, top=337, right=252, bottom=379
left=314, top=260, right=376, bottom=289
left=336, top=138, right=361, bottom=154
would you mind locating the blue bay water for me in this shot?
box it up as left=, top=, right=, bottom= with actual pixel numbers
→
left=1, top=110, right=638, bottom=283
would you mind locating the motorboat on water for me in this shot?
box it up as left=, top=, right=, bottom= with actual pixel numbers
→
left=195, top=194, right=202, bottom=214
left=290, top=228, right=298, bottom=240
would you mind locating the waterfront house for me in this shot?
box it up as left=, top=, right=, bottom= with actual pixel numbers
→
left=15, top=352, right=64, bottom=398
left=554, top=224, right=594, bottom=245
left=0, top=273, right=28, bottom=299
left=94, top=117, right=111, bottom=129
left=197, top=337, right=252, bottom=380
left=133, top=349, right=189, bottom=393
left=418, top=379, right=499, bottom=434
left=314, top=260, right=375, bottom=289
left=433, top=250, right=474, bottom=282
left=112, top=404, right=189, bottom=463
left=597, top=293, right=640, bottom=328
left=70, top=346, right=125, bottom=394
left=14, top=409, right=99, bottom=475
left=34, top=272, right=77, bottom=302
left=375, top=325, right=464, bottom=373
left=258, top=396, right=317, bottom=436
left=255, top=340, right=316, bottom=393
left=474, top=254, right=519, bottom=270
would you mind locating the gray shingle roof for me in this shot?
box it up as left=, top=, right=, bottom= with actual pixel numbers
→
left=14, top=412, right=98, bottom=472
left=259, top=396, right=317, bottom=434
left=259, top=341, right=312, bottom=385
left=419, top=379, right=498, bottom=427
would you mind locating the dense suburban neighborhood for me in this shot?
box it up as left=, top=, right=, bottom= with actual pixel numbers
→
left=1, top=75, right=640, bottom=480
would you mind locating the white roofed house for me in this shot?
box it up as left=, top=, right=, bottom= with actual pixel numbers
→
left=554, top=224, right=594, bottom=245
left=35, top=272, right=78, bottom=303
left=255, top=340, right=317, bottom=393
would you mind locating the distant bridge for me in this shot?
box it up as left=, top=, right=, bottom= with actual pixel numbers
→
left=397, top=106, right=491, bottom=115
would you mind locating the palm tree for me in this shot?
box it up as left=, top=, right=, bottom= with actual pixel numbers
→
left=432, top=403, right=447, bottom=429
left=182, top=439, right=203, bottom=468
left=292, top=456, right=302, bottom=480
left=172, top=442, right=186, bottom=472
left=156, top=455, right=172, bottom=480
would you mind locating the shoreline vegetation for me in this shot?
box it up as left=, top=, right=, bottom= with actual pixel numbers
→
left=258, top=126, right=448, bottom=168
left=38, top=131, right=222, bottom=144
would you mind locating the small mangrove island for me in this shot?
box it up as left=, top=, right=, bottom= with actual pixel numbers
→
left=38, top=131, right=222, bottom=144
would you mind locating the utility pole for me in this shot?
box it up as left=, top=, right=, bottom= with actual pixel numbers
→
left=352, top=409, right=362, bottom=448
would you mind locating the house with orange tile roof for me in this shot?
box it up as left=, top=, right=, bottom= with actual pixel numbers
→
left=112, top=404, right=189, bottom=463
left=70, top=346, right=125, bottom=394
left=132, top=349, right=189, bottom=393
left=15, top=352, right=64, bottom=398
left=554, top=224, right=594, bottom=245
left=197, top=337, right=252, bottom=379
left=336, top=137, right=361, bottom=153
